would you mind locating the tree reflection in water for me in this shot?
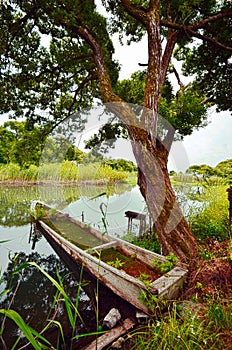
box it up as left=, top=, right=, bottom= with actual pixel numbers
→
left=0, top=252, right=96, bottom=349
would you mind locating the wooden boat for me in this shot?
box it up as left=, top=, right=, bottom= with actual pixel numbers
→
left=30, top=200, right=188, bottom=315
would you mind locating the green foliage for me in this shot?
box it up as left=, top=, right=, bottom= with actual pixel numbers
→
left=186, top=159, right=232, bottom=185
left=186, top=164, right=216, bottom=177
left=114, top=71, right=146, bottom=105
left=0, top=160, right=129, bottom=183
left=95, top=165, right=127, bottom=183
left=0, top=121, right=45, bottom=168
left=208, top=302, right=232, bottom=332
left=139, top=289, right=160, bottom=314
left=1, top=0, right=230, bottom=145
left=0, top=0, right=119, bottom=128
left=0, top=260, right=104, bottom=349
left=59, top=161, right=78, bottom=181
left=152, top=253, right=179, bottom=273
left=107, top=257, right=125, bottom=269
left=138, top=273, right=152, bottom=286
left=215, top=159, right=232, bottom=182
left=189, top=185, right=230, bottom=241
left=103, top=158, right=137, bottom=172
left=132, top=234, right=161, bottom=254
left=0, top=163, right=20, bottom=181
left=65, top=146, right=86, bottom=163
left=159, top=86, right=209, bottom=136
left=0, top=309, right=51, bottom=349
left=30, top=203, right=46, bottom=220
left=126, top=302, right=221, bottom=350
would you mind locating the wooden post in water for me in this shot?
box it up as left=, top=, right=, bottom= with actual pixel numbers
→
left=125, top=211, right=146, bottom=235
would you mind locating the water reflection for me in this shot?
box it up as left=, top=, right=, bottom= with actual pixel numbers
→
left=0, top=183, right=137, bottom=227
left=0, top=183, right=142, bottom=349
left=0, top=251, right=97, bottom=349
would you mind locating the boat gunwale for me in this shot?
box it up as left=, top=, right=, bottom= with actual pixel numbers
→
left=31, top=201, right=188, bottom=314
left=37, top=219, right=152, bottom=290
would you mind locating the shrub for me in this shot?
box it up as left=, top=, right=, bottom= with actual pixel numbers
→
left=189, top=185, right=230, bottom=242
left=21, top=165, right=38, bottom=181
left=104, top=159, right=137, bottom=172
left=0, top=163, right=20, bottom=181
left=60, top=160, right=78, bottom=181
left=96, top=165, right=127, bottom=183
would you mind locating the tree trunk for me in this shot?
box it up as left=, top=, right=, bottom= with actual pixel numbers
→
left=74, top=4, right=198, bottom=263
left=132, top=136, right=197, bottom=263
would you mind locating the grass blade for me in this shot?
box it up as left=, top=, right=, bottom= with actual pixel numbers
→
left=0, top=309, right=50, bottom=349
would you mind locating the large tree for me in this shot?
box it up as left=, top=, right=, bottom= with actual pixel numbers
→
left=0, top=0, right=232, bottom=262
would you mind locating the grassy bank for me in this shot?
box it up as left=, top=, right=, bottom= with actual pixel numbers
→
left=0, top=161, right=137, bottom=184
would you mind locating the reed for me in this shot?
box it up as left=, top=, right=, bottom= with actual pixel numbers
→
left=0, top=261, right=105, bottom=350
left=189, top=185, right=229, bottom=242
left=0, top=161, right=129, bottom=183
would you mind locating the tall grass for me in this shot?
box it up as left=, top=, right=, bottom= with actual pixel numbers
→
left=0, top=163, right=21, bottom=181
left=0, top=161, right=129, bottom=183
left=126, top=302, right=224, bottom=350
left=188, top=185, right=230, bottom=241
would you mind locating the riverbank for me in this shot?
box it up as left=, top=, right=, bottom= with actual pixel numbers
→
left=0, top=161, right=137, bottom=185
left=0, top=179, right=131, bottom=187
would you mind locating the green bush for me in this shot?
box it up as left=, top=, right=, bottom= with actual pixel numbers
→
left=60, top=160, right=78, bottom=181
left=104, top=159, right=137, bottom=172
left=21, top=165, right=38, bottom=181
left=0, top=163, right=21, bottom=180
left=95, top=165, right=127, bottom=182
left=189, top=186, right=230, bottom=242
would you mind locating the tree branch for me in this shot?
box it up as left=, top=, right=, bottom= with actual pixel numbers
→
left=166, top=0, right=172, bottom=22
left=121, top=0, right=148, bottom=23
left=160, top=31, right=180, bottom=89
left=172, top=66, right=184, bottom=88
left=161, top=12, right=232, bottom=52
left=186, top=27, right=232, bottom=52
left=191, top=10, right=232, bottom=30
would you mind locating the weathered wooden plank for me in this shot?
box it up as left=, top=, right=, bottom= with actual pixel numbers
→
left=151, top=267, right=187, bottom=298
left=87, top=241, right=118, bottom=254
left=83, top=318, right=135, bottom=350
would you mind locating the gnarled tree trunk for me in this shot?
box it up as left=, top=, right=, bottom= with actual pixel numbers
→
left=132, top=133, right=197, bottom=263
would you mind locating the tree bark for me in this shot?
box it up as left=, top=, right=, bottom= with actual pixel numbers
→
left=132, top=135, right=197, bottom=263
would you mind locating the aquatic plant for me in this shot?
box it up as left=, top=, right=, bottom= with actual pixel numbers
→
left=107, top=258, right=125, bottom=269
left=152, top=253, right=178, bottom=273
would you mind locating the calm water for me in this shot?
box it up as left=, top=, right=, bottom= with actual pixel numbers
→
left=0, top=183, right=146, bottom=348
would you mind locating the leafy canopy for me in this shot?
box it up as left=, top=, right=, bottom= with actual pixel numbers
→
left=0, top=0, right=231, bottom=141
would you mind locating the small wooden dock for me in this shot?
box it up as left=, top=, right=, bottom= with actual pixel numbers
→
left=125, top=210, right=146, bottom=234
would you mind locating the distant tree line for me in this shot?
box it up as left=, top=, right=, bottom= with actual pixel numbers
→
left=186, top=160, right=232, bottom=182
left=0, top=121, right=136, bottom=172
